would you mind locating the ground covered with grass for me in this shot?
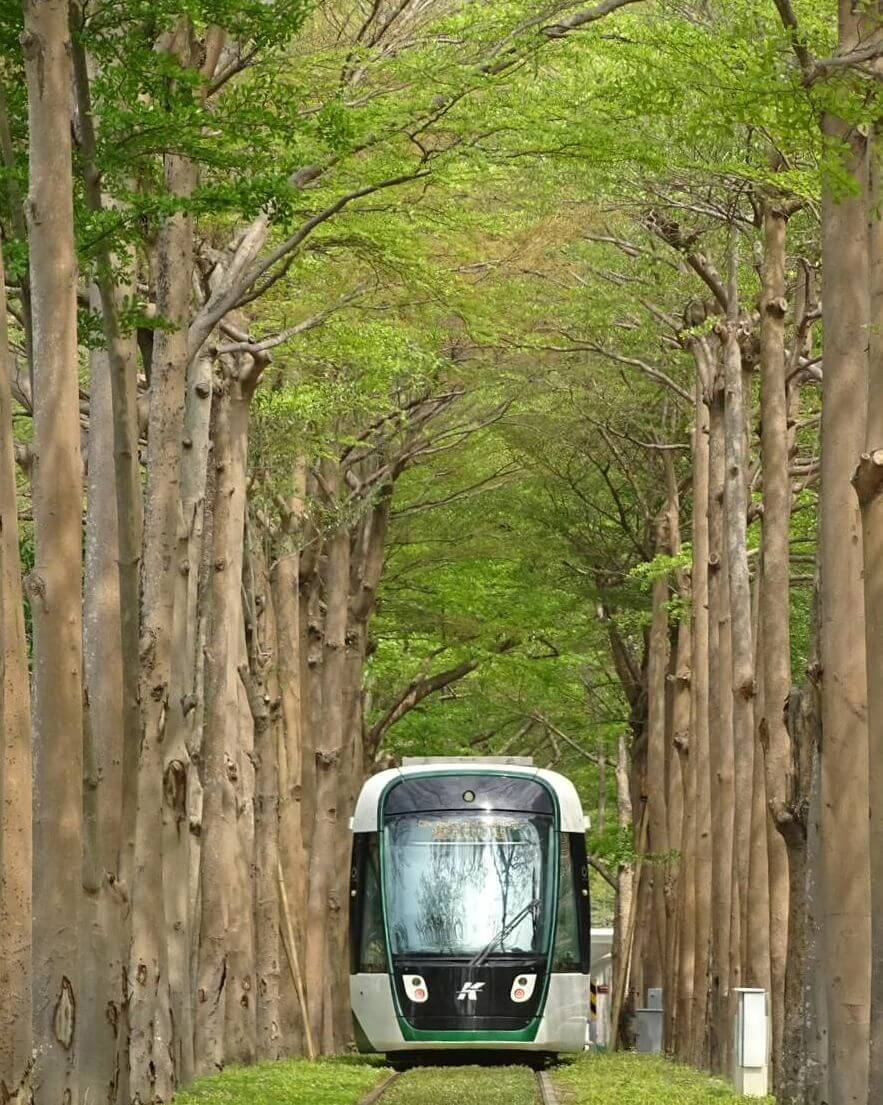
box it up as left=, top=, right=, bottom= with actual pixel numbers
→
left=172, top=1051, right=776, bottom=1105
left=553, top=1053, right=775, bottom=1104
left=385, top=1065, right=538, bottom=1105
left=172, top=1056, right=387, bottom=1105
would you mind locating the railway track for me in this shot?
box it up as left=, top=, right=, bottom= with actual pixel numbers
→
left=357, top=1066, right=560, bottom=1105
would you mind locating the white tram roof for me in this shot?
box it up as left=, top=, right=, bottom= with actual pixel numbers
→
left=351, top=759, right=587, bottom=834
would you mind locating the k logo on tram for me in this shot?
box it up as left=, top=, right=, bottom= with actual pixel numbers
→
left=456, top=982, right=485, bottom=1002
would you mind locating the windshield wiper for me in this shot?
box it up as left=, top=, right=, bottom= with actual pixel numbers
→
left=467, top=898, right=541, bottom=971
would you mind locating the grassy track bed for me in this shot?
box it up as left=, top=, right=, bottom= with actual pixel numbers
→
left=173, top=1057, right=388, bottom=1105
left=553, top=1053, right=774, bottom=1104
left=384, top=1064, right=538, bottom=1105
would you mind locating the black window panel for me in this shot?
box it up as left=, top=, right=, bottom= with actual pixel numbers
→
left=350, top=832, right=387, bottom=974
left=551, top=832, right=591, bottom=973
left=383, top=774, right=554, bottom=818
left=570, top=831, right=592, bottom=973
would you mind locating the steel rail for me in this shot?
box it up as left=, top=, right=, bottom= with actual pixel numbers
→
left=536, top=1070, right=560, bottom=1105
left=357, top=1072, right=402, bottom=1105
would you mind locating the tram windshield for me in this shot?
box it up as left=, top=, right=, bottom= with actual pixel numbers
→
left=383, top=812, right=553, bottom=957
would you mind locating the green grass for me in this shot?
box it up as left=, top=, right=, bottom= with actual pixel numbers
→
left=553, top=1053, right=776, bottom=1104
left=384, top=1065, right=538, bottom=1105
left=173, top=1057, right=388, bottom=1105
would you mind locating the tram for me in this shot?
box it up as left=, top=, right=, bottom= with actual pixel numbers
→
left=349, top=758, right=591, bottom=1062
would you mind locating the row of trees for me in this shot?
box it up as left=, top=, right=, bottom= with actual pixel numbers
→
left=5, top=2, right=883, bottom=1105
left=0, top=1, right=652, bottom=1102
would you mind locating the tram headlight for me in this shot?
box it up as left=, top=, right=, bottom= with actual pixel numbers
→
left=403, top=974, right=429, bottom=1003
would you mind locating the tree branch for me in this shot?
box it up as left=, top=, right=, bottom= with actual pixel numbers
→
left=368, top=638, right=517, bottom=754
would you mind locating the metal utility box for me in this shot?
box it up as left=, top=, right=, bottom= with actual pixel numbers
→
left=636, top=1008, right=663, bottom=1053
left=733, top=988, right=770, bottom=1097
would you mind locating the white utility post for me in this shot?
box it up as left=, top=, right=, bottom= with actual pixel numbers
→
left=733, top=988, right=770, bottom=1097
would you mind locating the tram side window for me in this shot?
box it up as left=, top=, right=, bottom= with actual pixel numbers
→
left=354, top=834, right=387, bottom=973
left=553, top=834, right=582, bottom=972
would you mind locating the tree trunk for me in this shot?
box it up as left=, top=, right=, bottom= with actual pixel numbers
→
left=818, top=102, right=871, bottom=1105
left=304, top=468, right=351, bottom=1051
left=272, top=465, right=308, bottom=1055
left=162, top=350, right=213, bottom=1086
left=706, top=373, right=734, bottom=1073
left=758, top=200, right=792, bottom=1082
left=721, top=323, right=755, bottom=995
left=245, top=541, right=283, bottom=1061
left=0, top=226, right=33, bottom=1105
left=646, top=512, right=671, bottom=990
left=747, top=577, right=771, bottom=999
left=861, top=121, right=883, bottom=1105
left=691, top=374, right=713, bottom=1069
left=195, top=364, right=258, bottom=1071
left=22, top=2, right=84, bottom=1099
left=69, top=25, right=144, bottom=948
left=81, top=299, right=130, bottom=1105
left=225, top=616, right=257, bottom=1066
left=129, top=143, right=196, bottom=1102
left=778, top=656, right=821, bottom=1105
left=612, top=731, right=634, bottom=1048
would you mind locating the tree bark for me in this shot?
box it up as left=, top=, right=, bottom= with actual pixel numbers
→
left=818, top=96, right=871, bottom=1105
left=81, top=296, right=130, bottom=1105
left=758, top=200, right=792, bottom=1080
left=612, top=731, right=634, bottom=1047
left=129, top=140, right=196, bottom=1103
left=706, top=371, right=734, bottom=1073
left=646, top=510, right=670, bottom=1003
left=861, top=120, right=883, bottom=1105
left=195, top=358, right=260, bottom=1071
left=747, top=576, right=771, bottom=999
left=162, top=350, right=212, bottom=1086
left=721, top=322, right=755, bottom=995
left=690, top=372, right=713, bottom=1069
left=22, top=3, right=84, bottom=1100
left=245, top=541, right=282, bottom=1061
left=0, top=230, right=33, bottom=1104
left=304, top=465, right=351, bottom=1051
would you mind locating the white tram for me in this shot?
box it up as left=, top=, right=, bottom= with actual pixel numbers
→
left=348, top=758, right=591, bottom=1064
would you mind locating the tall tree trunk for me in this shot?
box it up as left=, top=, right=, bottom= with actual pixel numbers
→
left=80, top=298, right=131, bottom=1105
left=69, top=18, right=144, bottom=938
left=612, top=731, right=634, bottom=1048
left=646, top=512, right=671, bottom=994
left=747, top=576, right=771, bottom=998
left=662, top=454, right=685, bottom=1051
left=721, top=322, right=755, bottom=996
left=758, top=199, right=792, bottom=1081
left=676, top=623, right=698, bottom=1060
left=129, top=140, right=196, bottom=1102
left=706, top=374, right=734, bottom=1073
left=304, top=468, right=351, bottom=1051
left=778, top=647, right=821, bottom=1105
left=225, top=617, right=257, bottom=1066
left=860, top=121, right=883, bottom=1105
left=691, top=374, right=713, bottom=1069
left=162, top=350, right=213, bottom=1086
left=245, top=540, right=282, bottom=1061
left=23, top=3, right=84, bottom=1100
left=818, top=90, right=871, bottom=1105
left=675, top=374, right=708, bottom=1061
left=195, top=362, right=260, bottom=1071
left=0, top=230, right=33, bottom=1104
left=272, top=465, right=309, bottom=1055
